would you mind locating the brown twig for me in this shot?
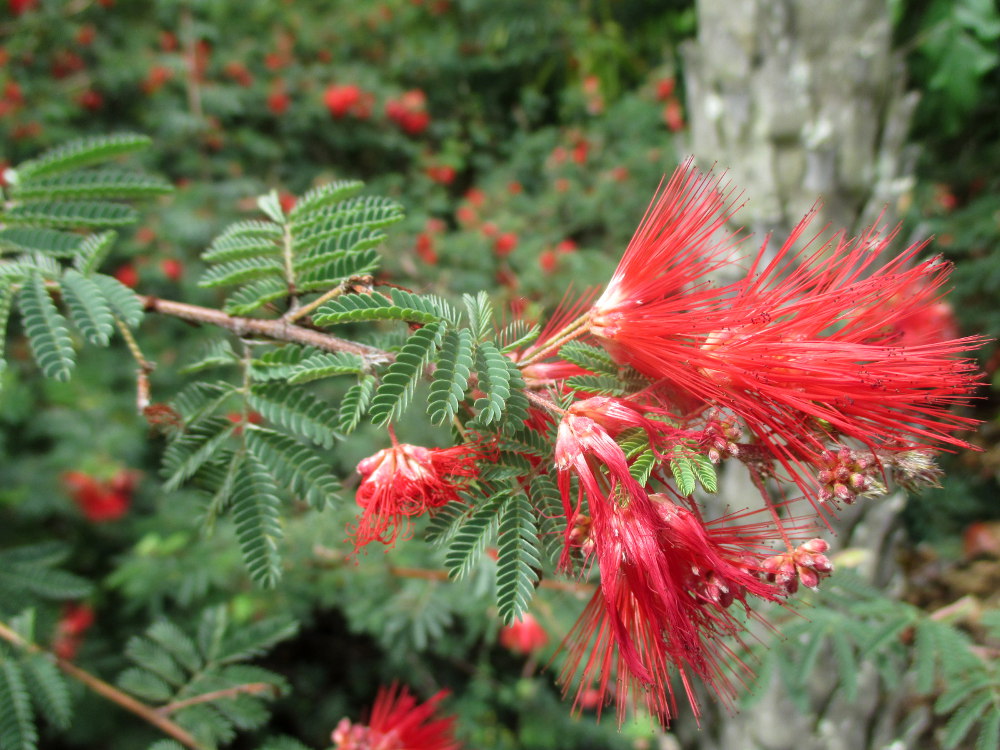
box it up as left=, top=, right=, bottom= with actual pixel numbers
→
left=0, top=620, right=206, bottom=750
left=156, top=683, right=278, bottom=716
left=138, top=295, right=392, bottom=363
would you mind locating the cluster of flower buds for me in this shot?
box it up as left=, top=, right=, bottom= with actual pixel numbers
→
left=700, top=410, right=743, bottom=464
left=762, top=538, right=833, bottom=595
left=816, top=447, right=886, bottom=504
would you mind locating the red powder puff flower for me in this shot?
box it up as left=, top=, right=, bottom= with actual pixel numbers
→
left=52, top=603, right=95, bottom=660
left=332, top=683, right=460, bottom=750
left=352, top=440, right=479, bottom=550
left=499, top=612, right=548, bottom=655
left=62, top=471, right=132, bottom=522
left=588, top=161, right=984, bottom=505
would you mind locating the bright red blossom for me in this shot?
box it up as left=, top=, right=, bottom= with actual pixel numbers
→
left=331, top=683, right=459, bottom=750
left=499, top=613, right=548, bottom=655
left=352, top=442, right=479, bottom=550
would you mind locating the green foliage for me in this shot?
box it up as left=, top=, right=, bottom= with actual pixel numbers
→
left=247, top=383, right=342, bottom=449
left=495, top=493, right=541, bottom=624
left=428, top=328, right=474, bottom=425
left=0, top=544, right=92, bottom=617
left=369, top=321, right=443, bottom=426
left=16, top=272, right=75, bottom=381
left=117, top=608, right=296, bottom=748
left=472, top=342, right=511, bottom=425
left=337, top=375, right=375, bottom=434
left=558, top=341, right=617, bottom=376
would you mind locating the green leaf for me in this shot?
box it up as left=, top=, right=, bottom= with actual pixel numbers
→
left=198, top=257, right=285, bottom=289
left=428, top=328, right=474, bottom=425
left=13, top=170, right=172, bottom=200
left=976, top=706, right=1000, bottom=750
left=0, top=227, right=83, bottom=257
left=292, top=195, right=404, bottom=251
left=246, top=427, right=341, bottom=510
left=288, top=180, right=364, bottom=220
left=529, top=475, right=565, bottom=564
left=91, top=273, right=144, bottom=327
left=203, top=234, right=281, bottom=264
left=312, top=290, right=447, bottom=326
left=565, top=374, right=626, bottom=396
left=179, top=338, right=239, bottom=375
left=473, top=342, right=510, bottom=424
left=3, top=201, right=138, bottom=228
left=247, top=384, right=341, bottom=449
left=147, top=620, right=203, bottom=674
left=914, top=619, right=940, bottom=694
left=161, top=418, right=237, bottom=491
left=445, top=493, right=504, bottom=579
left=462, top=291, right=493, bottom=342
left=691, top=453, right=718, bottom=493
left=369, top=322, right=443, bottom=426
left=231, top=454, right=285, bottom=588
left=223, top=277, right=289, bottom=316
left=16, top=133, right=151, bottom=180
left=558, top=341, right=617, bottom=375
left=423, top=501, right=467, bottom=546
left=23, top=655, right=71, bottom=730
left=117, top=667, right=173, bottom=703
left=496, top=493, right=541, bottom=624
left=125, top=636, right=187, bottom=687
left=17, top=272, right=75, bottom=381
left=249, top=345, right=320, bottom=381
left=0, top=286, right=14, bottom=373
left=0, top=660, right=37, bottom=750
left=295, top=247, right=380, bottom=292
left=942, top=690, right=993, bottom=749
left=256, top=190, right=285, bottom=224
left=287, top=351, right=364, bottom=384
left=214, top=614, right=298, bottom=664
left=61, top=269, right=115, bottom=345
left=670, top=446, right=697, bottom=496
left=74, top=231, right=117, bottom=274
left=498, top=319, right=540, bottom=353
left=338, top=376, right=374, bottom=434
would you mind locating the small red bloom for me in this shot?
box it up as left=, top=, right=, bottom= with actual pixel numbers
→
left=62, top=471, right=132, bottom=522
left=499, top=613, right=548, bottom=655
left=223, top=61, right=254, bottom=87
left=9, top=0, right=38, bottom=15
left=324, top=84, right=361, bottom=118
left=493, top=232, right=518, bottom=257
left=76, top=89, right=103, bottom=111
left=464, top=188, right=486, bottom=207
left=142, top=65, right=173, bottom=95
left=332, top=683, right=460, bottom=750
left=539, top=249, right=557, bottom=273
left=278, top=191, right=297, bottom=213
left=114, top=263, right=139, bottom=288
left=267, top=84, right=290, bottom=115
left=76, top=25, right=97, bottom=46
left=52, top=603, right=95, bottom=660
left=160, top=258, right=183, bottom=281
left=663, top=98, right=685, bottom=131
left=655, top=77, right=676, bottom=101
left=415, top=233, right=438, bottom=264
left=352, top=442, right=478, bottom=550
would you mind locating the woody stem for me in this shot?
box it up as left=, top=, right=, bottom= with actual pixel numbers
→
left=0, top=620, right=207, bottom=750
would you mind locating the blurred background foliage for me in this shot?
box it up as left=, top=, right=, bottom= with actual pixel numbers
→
left=0, top=0, right=997, bottom=748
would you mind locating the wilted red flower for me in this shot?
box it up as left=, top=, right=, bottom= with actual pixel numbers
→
left=588, top=161, right=984, bottom=502
left=332, top=683, right=460, bottom=750
left=352, top=441, right=479, bottom=550
left=499, top=612, right=548, bottom=655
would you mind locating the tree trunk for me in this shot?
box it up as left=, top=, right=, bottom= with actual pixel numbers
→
left=673, top=2, right=927, bottom=748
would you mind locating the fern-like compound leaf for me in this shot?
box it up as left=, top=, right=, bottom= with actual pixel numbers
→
left=312, top=289, right=448, bottom=326
left=17, top=272, right=75, bottom=381
left=91, top=273, right=143, bottom=327
left=125, top=635, right=188, bottom=687
left=428, top=328, right=474, bottom=425
left=146, top=620, right=204, bottom=674
left=369, top=322, right=442, bottom=426
left=3, top=201, right=138, bottom=228
left=60, top=269, right=115, bottom=346
left=943, top=691, right=994, bottom=750
left=295, top=248, right=380, bottom=293
left=292, top=196, right=404, bottom=252
left=73, top=231, right=117, bottom=274
left=202, top=235, right=281, bottom=264
left=496, top=492, right=541, bottom=624
left=473, top=342, right=510, bottom=424
left=0, top=660, right=37, bottom=750
left=338, top=376, right=375, bottom=434
left=246, top=426, right=340, bottom=510
left=558, top=340, right=617, bottom=375
left=179, top=338, right=239, bottom=375
left=565, top=374, right=626, bottom=396
left=463, top=290, right=493, bottom=342
left=231, top=454, right=284, bottom=588
left=23, top=655, right=71, bottom=730
left=445, top=493, right=506, bottom=580
left=292, top=228, right=385, bottom=274
left=247, top=383, right=340, bottom=448
left=12, top=170, right=172, bottom=200
left=286, top=351, right=364, bottom=384
left=223, top=277, right=288, bottom=316
left=529, top=475, right=564, bottom=564
left=249, top=345, right=320, bottom=381
left=288, top=179, right=365, bottom=220
left=498, top=319, right=540, bottom=353
left=198, top=257, right=284, bottom=289
left=213, top=614, right=298, bottom=665
left=0, top=228, right=83, bottom=257
left=0, top=286, right=14, bottom=374
left=161, top=417, right=237, bottom=491
left=15, top=133, right=151, bottom=180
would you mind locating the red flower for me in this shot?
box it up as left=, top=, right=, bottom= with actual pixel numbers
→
left=267, top=84, right=290, bottom=115
left=160, top=258, right=183, bottom=281
left=324, top=84, right=362, bottom=118
left=499, top=613, right=548, bottom=655
left=9, top=0, right=38, bottom=15
left=493, top=232, right=518, bottom=257
left=52, top=603, right=95, bottom=660
left=588, top=161, right=984, bottom=502
left=386, top=89, right=430, bottom=135
left=538, top=248, right=557, bottom=273
left=114, top=263, right=139, bottom=288
left=76, top=89, right=103, bottom=111
left=142, top=65, right=173, bottom=95
left=332, top=683, right=459, bottom=750
left=223, top=61, right=254, bottom=87
left=62, top=470, right=132, bottom=522
left=415, top=233, right=438, bottom=264
left=352, top=441, right=479, bottom=550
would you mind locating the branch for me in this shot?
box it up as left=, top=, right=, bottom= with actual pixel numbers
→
left=138, top=295, right=392, bottom=363
left=156, top=683, right=278, bottom=716
left=0, top=619, right=207, bottom=750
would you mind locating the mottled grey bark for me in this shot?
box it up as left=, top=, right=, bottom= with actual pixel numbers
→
left=672, top=2, right=925, bottom=748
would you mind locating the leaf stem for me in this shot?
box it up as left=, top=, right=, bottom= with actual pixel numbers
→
left=0, top=619, right=207, bottom=750
left=519, top=312, right=591, bottom=367
left=138, top=295, right=392, bottom=363
left=156, top=683, right=277, bottom=716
